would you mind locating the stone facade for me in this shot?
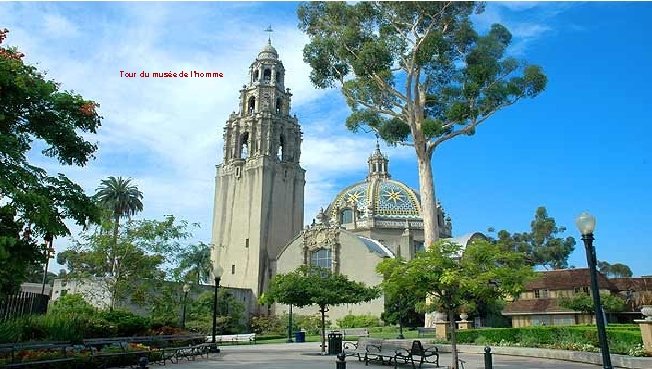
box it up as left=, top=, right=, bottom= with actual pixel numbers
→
left=210, top=42, right=305, bottom=313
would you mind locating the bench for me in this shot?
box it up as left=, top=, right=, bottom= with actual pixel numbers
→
left=416, top=327, right=436, bottom=337
left=345, top=339, right=438, bottom=368
left=395, top=340, right=440, bottom=368
left=205, top=333, right=256, bottom=345
left=343, top=337, right=383, bottom=361
left=0, top=342, right=76, bottom=368
left=83, top=334, right=208, bottom=367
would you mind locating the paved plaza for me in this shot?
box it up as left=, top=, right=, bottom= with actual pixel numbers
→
left=169, top=342, right=603, bottom=369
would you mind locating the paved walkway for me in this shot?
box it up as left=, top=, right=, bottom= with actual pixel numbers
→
left=168, top=342, right=603, bottom=369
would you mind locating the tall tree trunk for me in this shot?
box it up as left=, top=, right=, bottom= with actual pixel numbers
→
left=111, top=214, right=120, bottom=276
left=320, top=305, right=327, bottom=355
left=416, top=152, right=440, bottom=246
left=449, top=309, right=458, bottom=369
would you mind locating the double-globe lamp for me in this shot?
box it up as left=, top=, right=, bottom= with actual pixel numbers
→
left=576, top=212, right=612, bottom=369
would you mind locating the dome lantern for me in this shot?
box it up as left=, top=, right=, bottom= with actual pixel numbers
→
left=367, top=140, right=390, bottom=180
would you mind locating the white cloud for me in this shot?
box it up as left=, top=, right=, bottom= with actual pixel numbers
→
left=42, top=13, right=80, bottom=37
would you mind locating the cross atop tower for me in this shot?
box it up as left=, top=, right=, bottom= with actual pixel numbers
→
left=264, top=25, right=273, bottom=44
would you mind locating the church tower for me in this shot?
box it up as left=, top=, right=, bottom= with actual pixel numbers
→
left=210, top=41, right=305, bottom=305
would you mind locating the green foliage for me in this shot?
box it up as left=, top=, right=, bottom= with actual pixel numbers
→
left=377, top=257, right=426, bottom=328
left=337, top=314, right=381, bottom=328
left=261, top=265, right=380, bottom=309
left=97, top=309, right=150, bottom=336
left=297, top=2, right=547, bottom=247
left=558, top=292, right=627, bottom=313
left=494, top=207, right=576, bottom=270
left=294, top=315, right=326, bottom=335
left=598, top=260, right=633, bottom=278
left=47, top=293, right=96, bottom=316
left=262, top=265, right=380, bottom=353
left=173, top=242, right=212, bottom=284
left=379, top=238, right=533, bottom=368
left=57, top=214, right=195, bottom=308
left=250, top=314, right=285, bottom=335
left=455, top=326, right=643, bottom=356
left=185, top=290, right=245, bottom=334
left=0, top=29, right=102, bottom=296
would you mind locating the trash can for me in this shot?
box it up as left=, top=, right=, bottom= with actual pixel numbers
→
left=328, top=332, right=343, bottom=355
left=294, top=331, right=305, bottom=343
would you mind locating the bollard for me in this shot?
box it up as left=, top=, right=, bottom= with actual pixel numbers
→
left=484, top=346, right=493, bottom=369
left=335, top=352, right=346, bottom=369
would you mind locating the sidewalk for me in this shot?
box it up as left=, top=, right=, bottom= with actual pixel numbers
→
left=168, top=342, right=604, bottom=369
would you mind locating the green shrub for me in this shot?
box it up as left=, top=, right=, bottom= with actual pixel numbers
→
left=47, top=294, right=96, bottom=316
left=98, top=309, right=149, bottom=336
left=250, top=315, right=285, bottom=335
left=337, top=314, right=380, bottom=328
left=295, top=315, right=326, bottom=335
left=455, top=326, right=643, bottom=355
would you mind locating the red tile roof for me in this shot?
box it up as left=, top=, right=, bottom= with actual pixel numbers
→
left=525, top=268, right=615, bottom=291
left=609, top=277, right=652, bottom=292
left=503, top=298, right=575, bottom=315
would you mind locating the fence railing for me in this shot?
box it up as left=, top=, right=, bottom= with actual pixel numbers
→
left=0, top=291, right=49, bottom=321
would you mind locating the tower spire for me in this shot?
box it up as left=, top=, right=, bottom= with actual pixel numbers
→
left=264, top=25, right=274, bottom=45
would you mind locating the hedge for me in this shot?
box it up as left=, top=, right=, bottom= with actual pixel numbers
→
left=455, top=326, right=643, bottom=355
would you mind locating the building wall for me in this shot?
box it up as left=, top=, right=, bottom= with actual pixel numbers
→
left=275, top=229, right=387, bottom=322
left=510, top=313, right=593, bottom=328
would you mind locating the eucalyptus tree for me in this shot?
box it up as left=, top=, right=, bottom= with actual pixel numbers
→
left=298, top=2, right=547, bottom=244
left=94, top=176, right=144, bottom=276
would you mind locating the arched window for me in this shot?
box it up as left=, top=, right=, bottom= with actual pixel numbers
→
left=276, top=98, right=282, bottom=114
left=340, top=209, right=353, bottom=224
left=263, top=69, right=271, bottom=81
left=278, top=135, right=284, bottom=161
left=275, top=71, right=282, bottom=83
left=253, top=70, right=259, bottom=82
left=310, top=248, right=332, bottom=270
left=240, top=132, right=249, bottom=159
left=248, top=96, right=256, bottom=114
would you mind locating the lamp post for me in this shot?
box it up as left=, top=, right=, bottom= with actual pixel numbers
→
left=576, top=212, right=612, bottom=369
left=41, top=234, right=55, bottom=296
left=287, top=304, right=293, bottom=343
left=181, top=283, right=191, bottom=329
left=210, top=265, right=224, bottom=353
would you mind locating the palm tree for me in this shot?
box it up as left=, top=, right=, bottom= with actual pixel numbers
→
left=176, top=242, right=212, bottom=285
left=95, top=176, right=144, bottom=276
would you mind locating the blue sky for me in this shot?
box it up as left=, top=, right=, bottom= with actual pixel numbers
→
left=1, top=2, right=651, bottom=276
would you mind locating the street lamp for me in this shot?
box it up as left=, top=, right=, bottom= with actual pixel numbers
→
left=181, top=283, right=191, bottom=329
left=210, top=265, right=224, bottom=353
left=576, top=212, right=612, bottom=369
left=287, top=304, right=294, bottom=343
left=41, top=234, right=55, bottom=296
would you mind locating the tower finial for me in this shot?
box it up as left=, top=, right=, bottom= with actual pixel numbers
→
left=375, top=134, right=381, bottom=153
left=264, top=25, right=274, bottom=45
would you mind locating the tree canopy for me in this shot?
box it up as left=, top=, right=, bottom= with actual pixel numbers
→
left=559, top=292, right=626, bottom=314
left=57, top=215, right=194, bottom=309
left=298, top=2, right=547, bottom=244
left=261, top=265, right=380, bottom=354
left=378, top=239, right=533, bottom=369
left=494, top=206, right=576, bottom=270
left=598, top=260, right=633, bottom=278
left=0, top=29, right=102, bottom=296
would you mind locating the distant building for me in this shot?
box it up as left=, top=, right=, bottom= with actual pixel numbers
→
left=503, top=269, right=648, bottom=327
left=20, top=282, right=51, bottom=296
left=50, top=278, right=254, bottom=319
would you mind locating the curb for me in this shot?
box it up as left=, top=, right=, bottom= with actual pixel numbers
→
left=434, top=344, right=651, bottom=369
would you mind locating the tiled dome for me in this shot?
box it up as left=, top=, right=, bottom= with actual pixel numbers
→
left=329, top=178, right=422, bottom=220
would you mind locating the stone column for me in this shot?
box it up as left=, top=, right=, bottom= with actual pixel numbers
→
left=435, top=321, right=449, bottom=340
left=635, top=320, right=652, bottom=354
